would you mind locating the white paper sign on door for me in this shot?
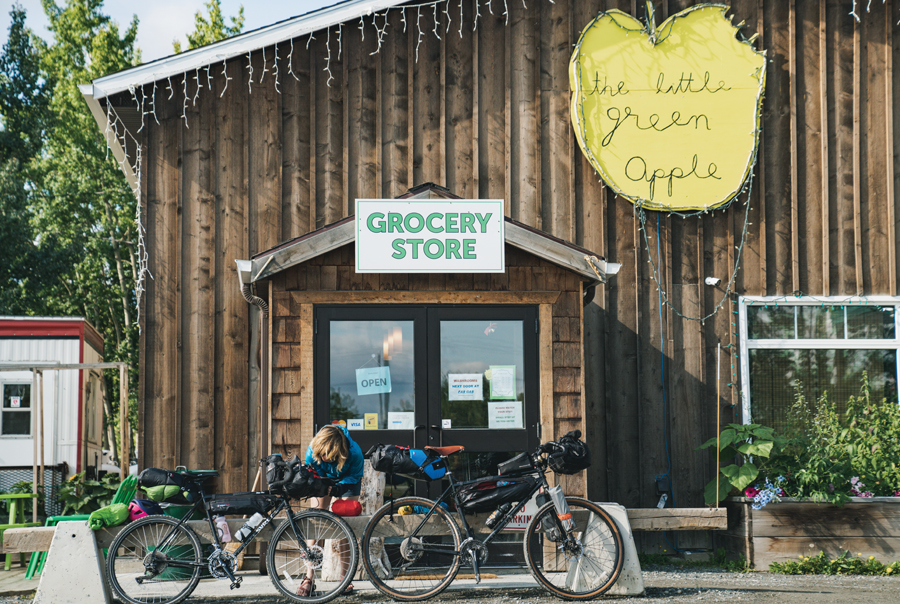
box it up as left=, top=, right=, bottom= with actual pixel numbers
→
left=488, top=401, right=523, bottom=429
left=489, top=365, right=516, bottom=399
left=388, top=412, right=415, bottom=430
left=448, top=373, right=483, bottom=401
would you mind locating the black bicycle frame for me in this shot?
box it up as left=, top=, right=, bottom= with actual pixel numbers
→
left=147, top=492, right=315, bottom=571
left=405, top=469, right=553, bottom=558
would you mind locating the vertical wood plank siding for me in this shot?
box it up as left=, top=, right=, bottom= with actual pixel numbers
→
left=139, top=1, right=900, bottom=514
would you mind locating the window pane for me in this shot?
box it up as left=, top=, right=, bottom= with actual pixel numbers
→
left=329, top=320, right=415, bottom=430
left=2, top=384, right=30, bottom=409
left=797, top=306, right=843, bottom=339
left=1, top=411, right=30, bottom=435
left=747, top=306, right=794, bottom=339
left=749, top=349, right=898, bottom=433
left=440, top=320, right=525, bottom=429
left=847, top=306, right=896, bottom=339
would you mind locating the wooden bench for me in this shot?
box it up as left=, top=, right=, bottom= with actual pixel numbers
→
left=1, top=507, right=726, bottom=555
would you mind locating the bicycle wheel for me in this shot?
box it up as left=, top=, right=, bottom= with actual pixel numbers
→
left=106, top=515, right=203, bottom=604
left=267, top=509, right=358, bottom=604
left=523, top=497, right=623, bottom=600
left=361, top=496, right=462, bottom=601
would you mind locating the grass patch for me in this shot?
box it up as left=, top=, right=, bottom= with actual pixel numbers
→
left=639, top=548, right=750, bottom=573
left=770, top=551, right=900, bottom=576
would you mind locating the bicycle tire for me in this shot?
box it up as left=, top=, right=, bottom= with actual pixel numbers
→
left=361, top=496, right=462, bottom=601
left=266, top=509, right=358, bottom=604
left=106, top=515, right=203, bottom=604
left=523, top=497, right=623, bottom=600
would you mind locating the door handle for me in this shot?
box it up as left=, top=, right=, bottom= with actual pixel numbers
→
left=413, top=425, right=426, bottom=430
left=430, top=425, right=442, bottom=445
left=430, top=425, right=441, bottom=430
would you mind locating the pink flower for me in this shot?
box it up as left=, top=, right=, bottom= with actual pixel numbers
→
left=744, top=487, right=760, bottom=498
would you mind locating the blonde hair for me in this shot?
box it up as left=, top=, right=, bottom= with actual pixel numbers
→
left=310, top=426, right=349, bottom=470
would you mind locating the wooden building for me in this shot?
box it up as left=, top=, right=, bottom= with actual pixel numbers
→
left=82, top=0, right=900, bottom=550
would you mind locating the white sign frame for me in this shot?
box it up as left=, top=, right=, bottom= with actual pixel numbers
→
left=356, top=199, right=505, bottom=273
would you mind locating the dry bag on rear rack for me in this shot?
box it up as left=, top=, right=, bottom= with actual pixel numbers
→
left=457, top=475, right=538, bottom=514
left=546, top=430, right=591, bottom=475
left=366, top=444, right=447, bottom=481
left=137, top=468, right=194, bottom=504
left=206, top=492, right=279, bottom=516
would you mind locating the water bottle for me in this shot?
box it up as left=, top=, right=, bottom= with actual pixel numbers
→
left=235, top=512, right=264, bottom=542
left=535, top=491, right=561, bottom=541
left=214, top=515, right=231, bottom=543
left=485, top=502, right=513, bottom=529
left=547, top=485, right=575, bottom=532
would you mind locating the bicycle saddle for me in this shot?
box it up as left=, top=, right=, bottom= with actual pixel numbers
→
left=424, top=445, right=465, bottom=456
left=176, top=469, right=219, bottom=483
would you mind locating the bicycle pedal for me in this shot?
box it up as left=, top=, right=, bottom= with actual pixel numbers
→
left=230, top=579, right=242, bottom=590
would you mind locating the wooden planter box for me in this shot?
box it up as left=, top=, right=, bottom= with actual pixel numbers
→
left=719, top=497, right=900, bottom=568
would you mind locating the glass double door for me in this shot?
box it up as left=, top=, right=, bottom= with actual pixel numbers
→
left=314, top=305, right=540, bottom=495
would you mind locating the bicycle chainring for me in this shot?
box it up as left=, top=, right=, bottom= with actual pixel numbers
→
left=208, top=549, right=238, bottom=578
left=459, top=538, right=488, bottom=566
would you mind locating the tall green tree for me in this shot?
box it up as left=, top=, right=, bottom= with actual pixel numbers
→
left=0, top=5, right=62, bottom=315
left=173, top=0, right=244, bottom=53
left=33, top=0, right=140, bottom=459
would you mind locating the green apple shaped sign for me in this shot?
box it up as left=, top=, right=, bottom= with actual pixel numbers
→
left=570, top=3, right=766, bottom=212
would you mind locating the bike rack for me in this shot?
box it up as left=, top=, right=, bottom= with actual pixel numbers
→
left=15, top=503, right=658, bottom=603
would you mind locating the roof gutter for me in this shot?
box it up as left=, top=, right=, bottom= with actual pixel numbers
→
left=78, top=84, right=138, bottom=191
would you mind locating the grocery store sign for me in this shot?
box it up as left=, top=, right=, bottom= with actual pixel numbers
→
left=356, top=199, right=505, bottom=273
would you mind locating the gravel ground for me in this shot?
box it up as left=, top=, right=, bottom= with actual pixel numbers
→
left=4, top=566, right=898, bottom=603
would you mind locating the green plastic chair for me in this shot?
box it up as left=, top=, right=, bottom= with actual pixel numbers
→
left=26, top=474, right=137, bottom=580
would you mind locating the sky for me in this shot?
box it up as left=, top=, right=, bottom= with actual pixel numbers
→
left=0, top=1, right=342, bottom=64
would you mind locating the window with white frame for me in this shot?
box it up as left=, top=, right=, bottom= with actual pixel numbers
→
left=1, top=383, right=32, bottom=436
left=739, top=296, right=899, bottom=433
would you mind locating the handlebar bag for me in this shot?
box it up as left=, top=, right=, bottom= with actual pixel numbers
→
left=207, top=492, right=279, bottom=516
left=457, top=475, right=538, bottom=514
left=366, top=444, right=447, bottom=481
left=262, top=454, right=291, bottom=487
left=284, top=464, right=333, bottom=499
left=547, top=430, right=591, bottom=475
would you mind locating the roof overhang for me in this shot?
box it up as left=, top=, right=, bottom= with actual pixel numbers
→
left=86, top=0, right=406, bottom=100
left=244, top=215, right=619, bottom=284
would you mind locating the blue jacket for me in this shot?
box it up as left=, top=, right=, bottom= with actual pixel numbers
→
left=305, top=425, right=364, bottom=484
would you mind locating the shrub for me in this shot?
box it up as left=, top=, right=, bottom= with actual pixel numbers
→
left=770, top=551, right=900, bottom=576
left=56, top=472, right=121, bottom=515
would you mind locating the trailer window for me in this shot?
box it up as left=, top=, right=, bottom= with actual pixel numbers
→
left=1, top=383, right=31, bottom=436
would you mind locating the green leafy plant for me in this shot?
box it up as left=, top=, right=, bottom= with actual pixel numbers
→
left=697, top=423, right=782, bottom=505
left=55, top=472, right=121, bottom=516
left=770, top=551, right=900, bottom=576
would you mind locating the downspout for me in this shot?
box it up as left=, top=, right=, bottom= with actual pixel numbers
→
left=236, top=260, right=268, bottom=470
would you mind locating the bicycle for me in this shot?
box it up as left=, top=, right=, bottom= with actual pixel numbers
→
left=106, top=464, right=358, bottom=604
left=360, top=432, right=624, bottom=601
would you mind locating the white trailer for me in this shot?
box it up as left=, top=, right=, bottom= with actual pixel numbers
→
left=0, top=317, right=105, bottom=477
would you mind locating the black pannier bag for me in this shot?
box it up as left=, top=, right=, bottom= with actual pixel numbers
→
left=207, top=492, right=279, bottom=516
left=497, top=452, right=534, bottom=476
left=457, top=475, right=538, bottom=513
left=284, top=462, right=332, bottom=499
left=366, top=444, right=447, bottom=481
left=547, top=430, right=591, bottom=475
left=137, top=467, right=195, bottom=504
